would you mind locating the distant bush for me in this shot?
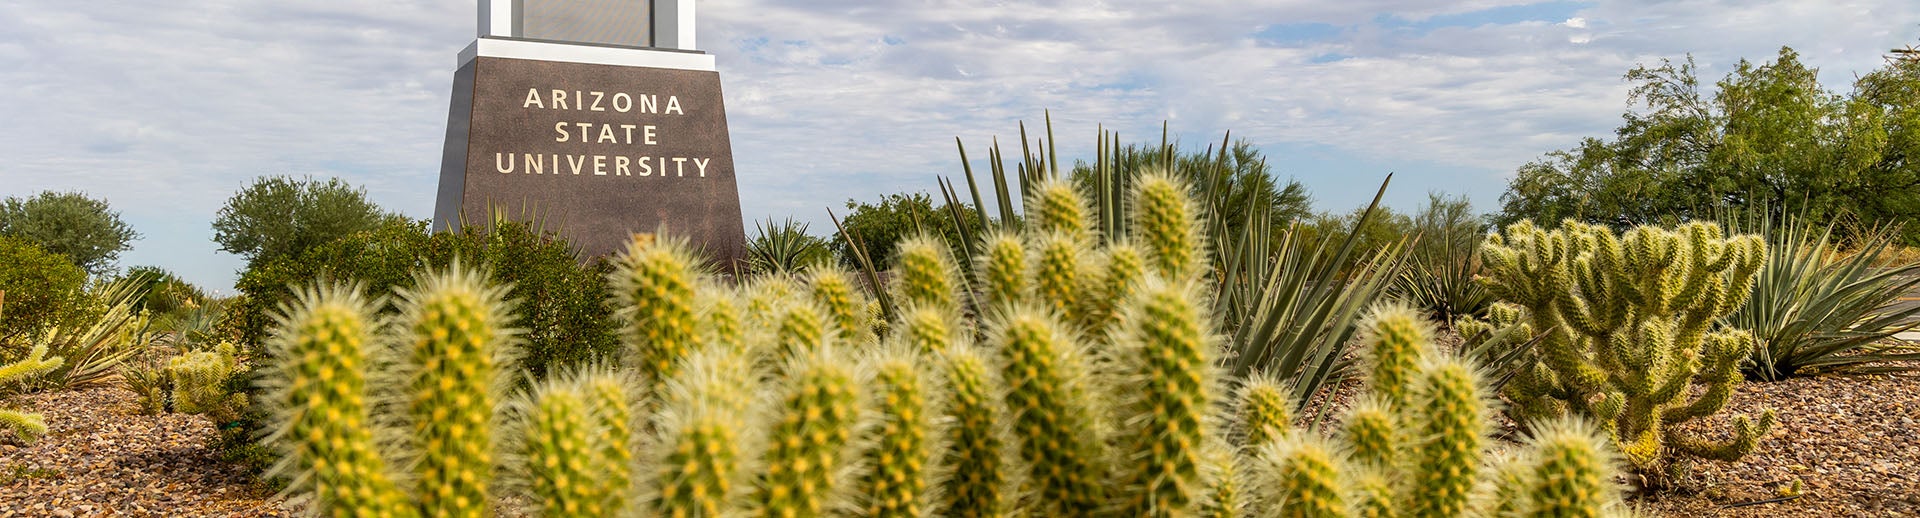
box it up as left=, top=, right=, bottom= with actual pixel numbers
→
left=0, top=190, right=140, bottom=275
left=0, top=236, right=90, bottom=349
left=122, top=266, right=207, bottom=319
left=830, top=192, right=975, bottom=270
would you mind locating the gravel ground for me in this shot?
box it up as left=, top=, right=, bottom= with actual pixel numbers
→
left=0, top=387, right=290, bottom=517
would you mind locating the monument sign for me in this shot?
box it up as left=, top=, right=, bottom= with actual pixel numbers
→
left=435, top=0, right=746, bottom=268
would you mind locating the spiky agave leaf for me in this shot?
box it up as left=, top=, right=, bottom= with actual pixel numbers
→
left=390, top=265, right=520, bottom=517
left=1111, top=276, right=1217, bottom=517
left=259, top=284, right=414, bottom=518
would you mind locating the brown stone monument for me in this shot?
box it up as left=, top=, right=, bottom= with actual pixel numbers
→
left=435, top=0, right=745, bottom=268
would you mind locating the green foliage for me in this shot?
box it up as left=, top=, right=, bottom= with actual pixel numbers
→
left=122, top=266, right=206, bottom=319
left=1726, top=215, right=1920, bottom=380
left=1395, top=194, right=1494, bottom=323
left=831, top=192, right=976, bottom=270
left=212, top=175, right=394, bottom=264
left=1479, top=220, right=1775, bottom=476
left=28, top=276, right=152, bottom=391
left=1497, top=47, right=1920, bottom=245
left=0, top=190, right=139, bottom=275
left=747, top=217, right=833, bottom=277
left=0, top=236, right=88, bottom=346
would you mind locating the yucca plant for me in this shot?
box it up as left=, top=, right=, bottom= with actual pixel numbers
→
left=747, top=217, right=834, bottom=277
left=27, top=276, right=153, bottom=390
left=1725, top=215, right=1920, bottom=380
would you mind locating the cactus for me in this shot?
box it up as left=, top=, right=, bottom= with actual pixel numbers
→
left=1232, top=373, right=1294, bottom=449
left=1083, top=241, right=1147, bottom=330
left=757, top=344, right=866, bottom=518
left=1358, top=306, right=1432, bottom=410
left=1340, top=397, right=1397, bottom=469
left=1347, top=467, right=1396, bottom=518
left=1198, top=443, right=1244, bottom=518
left=515, top=371, right=626, bottom=517
left=698, top=285, right=747, bottom=355
left=775, top=301, right=833, bottom=367
left=1131, top=172, right=1204, bottom=281
left=859, top=348, right=940, bottom=518
left=901, top=306, right=957, bottom=354
left=1405, top=355, right=1490, bottom=518
left=613, top=232, right=704, bottom=392
left=937, top=345, right=1014, bottom=518
left=1518, top=419, right=1618, bottom=518
left=261, top=284, right=413, bottom=517
left=1112, top=278, right=1215, bottom=517
left=582, top=370, right=637, bottom=515
left=808, top=268, right=873, bottom=346
left=1254, top=435, right=1348, bottom=518
left=893, top=234, right=959, bottom=313
left=393, top=266, right=517, bottom=517
left=167, top=342, right=244, bottom=421
left=0, top=342, right=64, bottom=442
left=1030, top=177, right=1093, bottom=240
left=990, top=307, right=1106, bottom=515
left=1031, top=231, right=1094, bottom=327
left=650, top=347, right=759, bottom=518
left=976, top=231, right=1029, bottom=311
left=1479, top=220, right=1774, bottom=474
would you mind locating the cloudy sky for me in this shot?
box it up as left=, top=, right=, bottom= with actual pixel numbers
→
left=2, top=1, right=1916, bottom=291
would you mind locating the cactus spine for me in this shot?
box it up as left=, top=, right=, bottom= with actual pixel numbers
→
left=860, top=350, right=938, bottom=518
left=1113, top=278, right=1215, bottom=517
left=1233, top=373, right=1294, bottom=449
left=901, top=306, right=956, bottom=354
left=613, top=233, right=703, bottom=392
left=0, top=343, right=64, bottom=442
left=1479, top=220, right=1774, bottom=474
left=1031, top=231, right=1093, bottom=326
left=263, top=285, right=413, bottom=517
left=651, top=348, right=758, bottom=518
left=1132, top=172, right=1203, bottom=280
left=1030, top=178, right=1093, bottom=240
left=517, top=375, right=610, bottom=517
left=991, top=307, right=1105, bottom=515
left=809, top=268, right=872, bottom=346
left=893, top=234, right=959, bottom=313
left=395, top=266, right=515, bottom=517
left=758, top=345, right=865, bottom=518
left=1255, top=436, right=1348, bottom=518
left=1405, top=355, right=1490, bottom=518
left=937, top=346, right=1013, bottom=518
left=977, top=232, right=1029, bottom=310
left=1520, top=420, right=1617, bottom=518
left=1340, top=397, right=1397, bottom=469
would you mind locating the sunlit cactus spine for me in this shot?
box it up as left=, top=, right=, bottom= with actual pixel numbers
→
left=1347, top=468, right=1396, bottom=518
left=901, top=306, right=957, bottom=354
left=697, top=286, right=747, bottom=355
left=261, top=285, right=412, bottom=517
left=1479, top=220, right=1773, bottom=474
left=613, top=233, right=704, bottom=392
left=1232, top=373, right=1294, bottom=449
left=991, top=307, right=1106, bottom=515
left=1254, top=435, right=1348, bottom=518
left=809, top=268, right=873, bottom=346
left=1029, top=177, right=1093, bottom=240
left=859, top=348, right=940, bottom=518
left=1131, top=171, right=1205, bottom=280
left=1031, top=231, right=1094, bottom=327
left=393, top=266, right=517, bottom=517
left=937, top=346, right=1015, bottom=518
left=1404, top=355, right=1491, bottom=518
left=1112, top=278, right=1216, bottom=517
left=0, top=343, right=64, bottom=442
left=650, top=348, right=759, bottom=518
left=1339, top=397, right=1398, bottom=469
left=583, top=371, right=637, bottom=514
left=976, top=231, right=1029, bottom=311
left=757, top=345, right=866, bottom=518
left=1083, top=241, right=1147, bottom=330
left=1519, top=419, right=1619, bottom=518
left=515, top=373, right=619, bottom=517
left=1359, top=305, right=1432, bottom=410
left=893, top=234, right=959, bottom=313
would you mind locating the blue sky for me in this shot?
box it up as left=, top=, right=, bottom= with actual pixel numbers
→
left=1, top=0, right=1916, bottom=292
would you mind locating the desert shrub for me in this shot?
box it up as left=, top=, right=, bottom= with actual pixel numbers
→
left=0, top=236, right=89, bottom=348
left=830, top=192, right=975, bottom=270
left=122, top=266, right=207, bottom=319
left=745, top=217, right=833, bottom=276
left=0, top=190, right=139, bottom=275
left=1395, top=193, right=1495, bottom=324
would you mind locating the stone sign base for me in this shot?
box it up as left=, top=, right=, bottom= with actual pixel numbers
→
left=434, top=37, right=745, bottom=269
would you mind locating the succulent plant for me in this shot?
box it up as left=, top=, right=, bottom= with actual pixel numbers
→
left=858, top=348, right=939, bottom=518
left=990, top=307, right=1106, bottom=515
left=936, top=345, right=1015, bottom=518
left=0, top=342, right=65, bottom=443
left=612, top=233, right=704, bottom=393
left=757, top=344, right=866, bottom=518
left=1111, top=278, right=1216, bottom=517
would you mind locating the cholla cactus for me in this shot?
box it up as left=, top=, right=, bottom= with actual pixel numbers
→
left=1516, top=419, right=1620, bottom=518
left=757, top=344, right=866, bottom=518
left=1359, top=306, right=1432, bottom=410
left=1479, top=220, right=1774, bottom=473
left=859, top=348, right=941, bottom=518
left=893, top=234, right=960, bottom=314
left=393, top=266, right=518, bottom=517
left=1082, top=242, right=1147, bottom=330
left=990, top=307, right=1106, bottom=515
left=613, top=233, right=704, bottom=392
left=976, top=231, right=1029, bottom=310
left=1131, top=171, right=1204, bottom=280
left=1029, top=177, right=1093, bottom=240
left=900, top=306, right=957, bottom=354
left=1198, top=445, right=1244, bottom=518
left=1406, top=355, right=1491, bottom=518
left=514, top=369, right=634, bottom=517
left=650, top=347, right=759, bottom=518
left=937, top=346, right=1015, bottom=518
left=261, top=285, right=412, bottom=517
left=0, top=342, right=64, bottom=443
left=1112, top=278, right=1216, bottom=517
left=1031, top=231, right=1094, bottom=327
left=808, top=268, right=873, bottom=346
left=1254, top=435, right=1347, bottom=518
left=1232, top=373, right=1293, bottom=449
left=167, top=342, right=244, bottom=420
left=1340, top=397, right=1397, bottom=469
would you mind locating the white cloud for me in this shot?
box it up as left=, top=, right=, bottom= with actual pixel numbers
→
left=0, top=0, right=1915, bottom=291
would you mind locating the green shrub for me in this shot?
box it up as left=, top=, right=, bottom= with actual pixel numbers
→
left=746, top=217, right=833, bottom=277
left=0, top=190, right=139, bottom=275
left=0, top=236, right=89, bottom=349
left=830, top=192, right=976, bottom=270
left=1726, top=217, right=1920, bottom=380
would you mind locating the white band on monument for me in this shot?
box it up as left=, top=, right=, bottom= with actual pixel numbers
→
left=478, top=0, right=696, bottom=51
